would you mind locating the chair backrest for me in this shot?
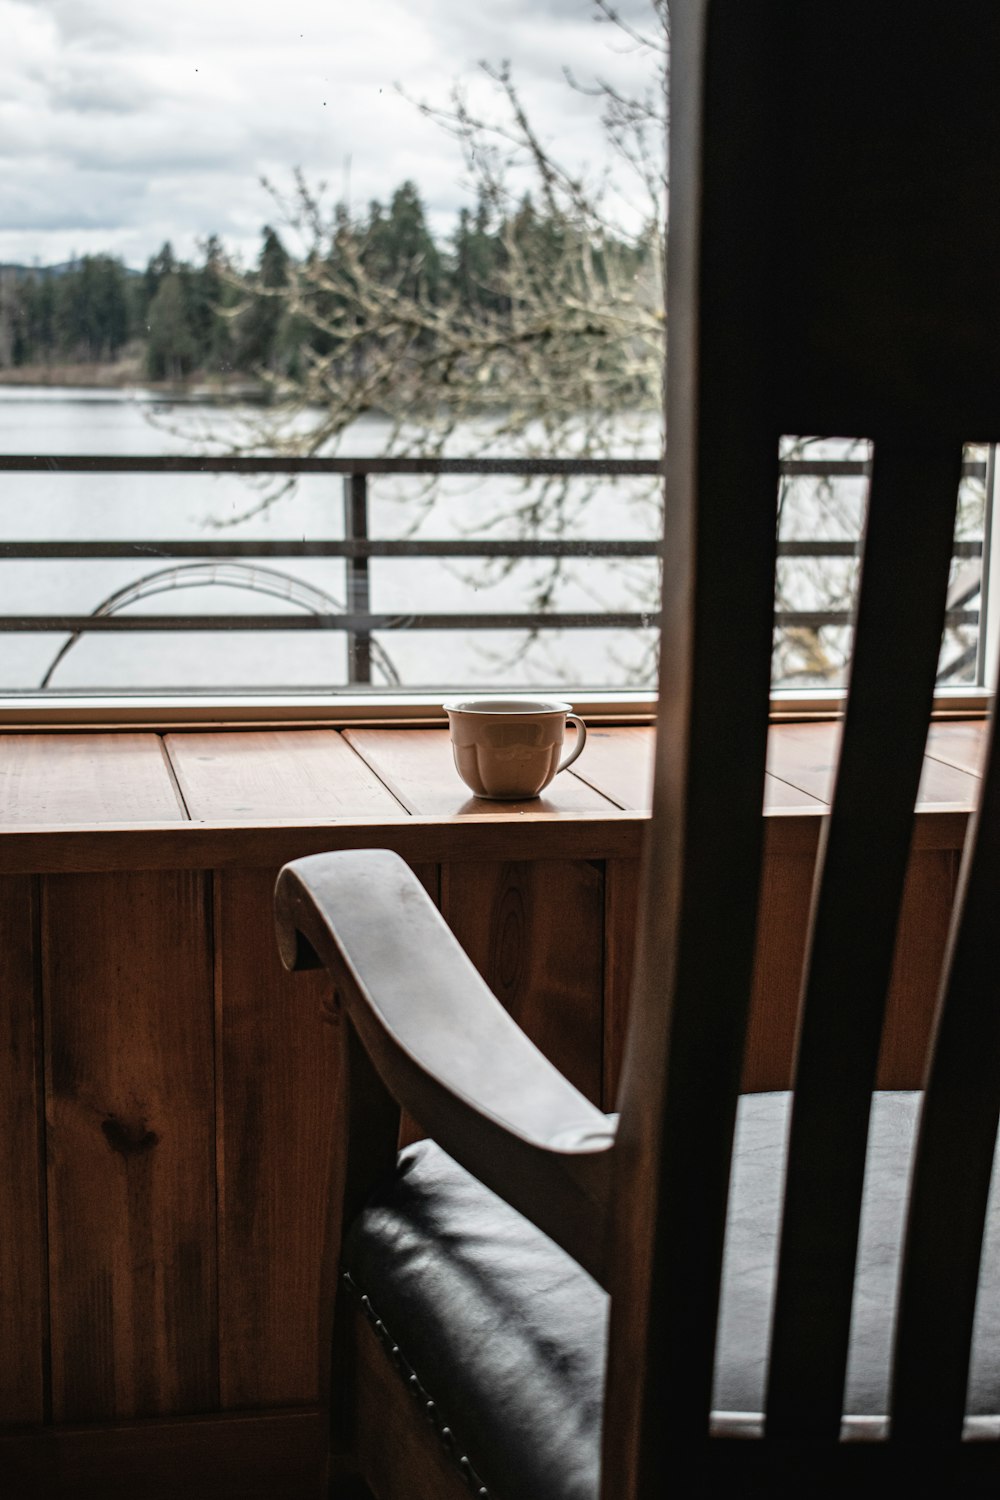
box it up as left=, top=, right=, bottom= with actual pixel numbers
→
left=605, top=2, right=1000, bottom=1491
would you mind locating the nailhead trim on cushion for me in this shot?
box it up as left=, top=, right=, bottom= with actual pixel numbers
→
left=344, top=1270, right=492, bottom=1499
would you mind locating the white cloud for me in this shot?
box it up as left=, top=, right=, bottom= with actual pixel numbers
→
left=0, top=0, right=663, bottom=267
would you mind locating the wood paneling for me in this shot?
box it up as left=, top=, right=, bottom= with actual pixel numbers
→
left=345, top=728, right=617, bottom=815
left=741, top=846, right=957, bottom=1093
left=0, top=875, right=47, bottom=1424
left=743, top=852, right=817, bottom=1091
left=0, top=734, right=184, bottom=825
left=0, top=1409, right=326, bottom=1500
left=602, top=859, right=642, bottom=1108
left=215, top=868, right=337, bottom=1409
left=605, top=842, right=918, bottom=1098
left=878, top=849, right=957, bottom=1087
left=43, top=871, right=216, bottom=1421
left=165, top=730, right=404, bottom=820
left=0, top=720, right=980, bottom=1488
left=442, top=859, right=604, bottom=1104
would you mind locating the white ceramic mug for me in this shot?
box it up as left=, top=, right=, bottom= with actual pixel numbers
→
left=442, top=697, right=588, bottom=800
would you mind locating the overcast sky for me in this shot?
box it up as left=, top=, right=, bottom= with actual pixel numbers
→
left=1, top=0, right=662, bottom=270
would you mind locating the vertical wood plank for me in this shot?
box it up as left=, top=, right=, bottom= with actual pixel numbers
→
left=739, top=847, right=957, bottom=1093
left=44, top=871, right=217, bottom=1422
left=215, top=868, right=337, bottom=1409
left=0, top=875, right=47, bottom=1423
left=743, top=852, right=816, bottom=1091
left=441, top=860, right=604, bottom=1104
left=603, top=859, right=641, bottom=1109
left=877, top=849, right=956, bottom=1088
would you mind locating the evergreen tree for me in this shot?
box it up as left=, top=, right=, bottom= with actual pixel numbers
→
left=22, top=273, right=56, bottom=363
left=234, top=226, right=292, bottom=372
left=190, top=235, right=235, bottom=372
left=145, top=271, right=198, bottom=379
left=452, top=194, right=507, bottom=315
left=53, top=256, right=131, bottom=361
left=363, top=182, right=441, bottom=302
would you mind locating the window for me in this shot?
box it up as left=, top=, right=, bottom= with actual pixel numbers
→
left=0, top=3, right=990, bottom=716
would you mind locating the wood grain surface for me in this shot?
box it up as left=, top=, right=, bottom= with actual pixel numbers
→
left=574, top=724, right=828, bottom=813
left=0, top=875, right=47, bottom=1424
left=765, top=720, right=841, bottom=803
left=0, top=734, right=184, bottom=825
left=878, top=848, right=957, bottom=1087
left=743, top=852, right=817, bottom=1091
left=165, top=730, right=404, bottom=820
left=0, top=812, right=647, bottom=876
left=43, top=871, right=217, bottom=1421
left=915, top=751, right=981, bottom=806
left=766, top=718, right=983, bottom=809
left=602, top=858, right=642, bottom=1107
left=0, top=1409, right=326, bottom=1500
left=215, top=867, right=337, bottom=1409
left=571, top=726, right=655, bottom=810
left=344, top=727, right=618, bottom=815
left=925, top=718, right=988, bottom=777
left=0, top=717, right=983, bottom=1481
left=441, top=858, right=605, bottom=1103
left=762, top=773, right=827, bottom=812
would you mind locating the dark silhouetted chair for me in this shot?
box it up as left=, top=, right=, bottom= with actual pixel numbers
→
left=275, top=3, right=1000, bottom=1494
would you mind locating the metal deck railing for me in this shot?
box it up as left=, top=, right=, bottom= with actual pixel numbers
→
left=0, top=452, right=986, bottom=691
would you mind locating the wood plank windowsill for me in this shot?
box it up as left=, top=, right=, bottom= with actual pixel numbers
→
left=0, top=718, right=985, bottom=873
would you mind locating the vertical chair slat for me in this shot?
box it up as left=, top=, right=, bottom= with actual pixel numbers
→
left=601, top=6, right=790, bottom=1488
left=892, top=702, right=1000, bottom=1439
left=765, top=434, right=963, bottom=1439
left=649, top=438, right=780, bottom=1438
left=604, top=422, right=780, bottom=1494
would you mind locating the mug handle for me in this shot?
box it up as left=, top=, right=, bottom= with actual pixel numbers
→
left=556, top=714, right=587, bottom=774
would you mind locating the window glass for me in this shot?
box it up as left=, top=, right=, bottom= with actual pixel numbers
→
left=0, top=5, right=987, bottom=701
left=774, top=438, right=987, bottom=694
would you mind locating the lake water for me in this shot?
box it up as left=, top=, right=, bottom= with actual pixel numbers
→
left=0, top=387, right=664, bottom=694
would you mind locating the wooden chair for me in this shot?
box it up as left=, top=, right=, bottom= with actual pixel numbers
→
left=274, top=3, right=1000, bottom=1494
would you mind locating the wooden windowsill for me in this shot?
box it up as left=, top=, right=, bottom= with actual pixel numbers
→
left=0, top=718, right=985, bottom=874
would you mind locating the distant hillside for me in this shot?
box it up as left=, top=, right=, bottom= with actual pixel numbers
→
left=0, top=260, right=140, bottom=280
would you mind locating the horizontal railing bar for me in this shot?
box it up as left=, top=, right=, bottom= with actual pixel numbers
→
left=0, top=612, right=660, bottom=632
left=0, top=608, right=978, bottom=633
left=0, top=539, right=663, bottom=560
left=781, top=460, right=986, bottom=479
left=0, top=539, right=983, bottom=560
left=779, top=539, right=982, bottom=558
left=0, top=454, right=662, bottom=477
left=775, top=609, right=979, bottom=628
left=0, top=454, right=985, bottom=479
left=780, top=460, right=871, bottom=476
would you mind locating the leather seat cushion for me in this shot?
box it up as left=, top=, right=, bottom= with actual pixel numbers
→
left=343, top=1091, right=1000, bottom=1500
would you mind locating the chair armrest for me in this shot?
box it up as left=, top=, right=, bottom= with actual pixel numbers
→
left=275, top=848, right=615, bottom=1284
